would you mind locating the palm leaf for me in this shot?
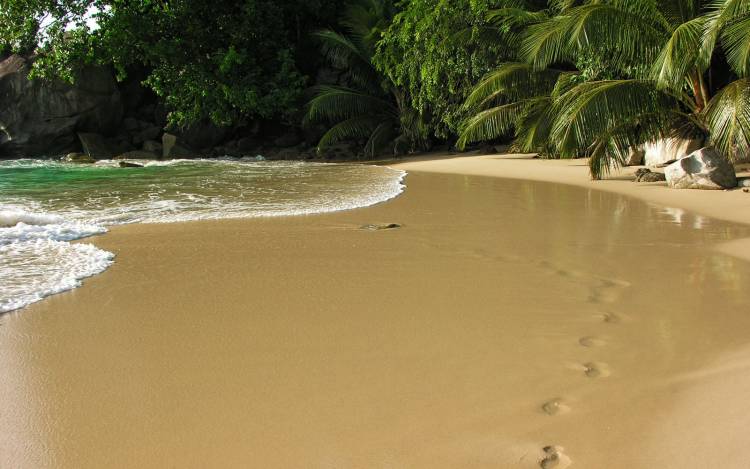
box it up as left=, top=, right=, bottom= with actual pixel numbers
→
left=305, top=86, right=395, bottom=123
left=704, top=77, right=750, bottom=161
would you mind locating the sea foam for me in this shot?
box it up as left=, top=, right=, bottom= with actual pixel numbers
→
left=0, top=159, right=406, bottom=313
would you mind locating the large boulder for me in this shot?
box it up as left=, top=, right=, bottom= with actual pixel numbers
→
left=173, top=119, right=226, bottom=150
left=162, top=133, right=194, bottom=158
left=0, top=55, right=123, bottom=157
left=78, top=132, right=121, bottom=159
left=644, top=137, right=703, bottom=167
left=665, top=147, right=737, bottom=190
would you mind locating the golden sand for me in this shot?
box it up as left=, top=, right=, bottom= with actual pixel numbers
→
left=2, top=155, right=750, bottom=468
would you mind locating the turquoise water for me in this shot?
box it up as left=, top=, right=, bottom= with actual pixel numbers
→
left=0, top=158, right=406, bottom=313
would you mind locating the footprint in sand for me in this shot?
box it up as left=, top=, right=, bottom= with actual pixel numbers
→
left=595, top=311, right=625, bottom=324
left=541, top=398, right=571, bottom=416
left=540, top=445, right=572, bottom=469
left=578, top=336, right=607, bottom=347
left=581, top=361, right=610, bottom=378
left=588, top=277, right=632, bottom=304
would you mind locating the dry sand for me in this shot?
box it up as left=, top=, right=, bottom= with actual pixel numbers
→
left=2, top=154, right=750, bottom=468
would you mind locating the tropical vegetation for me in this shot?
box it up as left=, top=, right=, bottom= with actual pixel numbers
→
left=2, top=0, right=749, bottom=176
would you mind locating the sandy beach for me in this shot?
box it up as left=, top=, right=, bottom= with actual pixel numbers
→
left=2, top=154, right=750, bottom=468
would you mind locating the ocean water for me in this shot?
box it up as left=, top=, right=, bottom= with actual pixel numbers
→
left=0, top=158, right=406, bottom=313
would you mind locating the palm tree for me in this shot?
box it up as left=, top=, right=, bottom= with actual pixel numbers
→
left=459, top=0, right=750, bottom=179
left=304, top=0, right=428, bottom=158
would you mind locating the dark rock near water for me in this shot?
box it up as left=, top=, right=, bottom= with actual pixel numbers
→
left=360, top=223, right=402, bottom=231
left=142, top=140, right=162, bottom=154
left=63, top=152, right=95, bottom=163
left=174, top=119, right=226, bottom=150
left=634, top=168, right=666, bottom=182
left=273, top=130, right=302, bottom=148
left=123, top=117, right=140, bottom=132
left=0, top=54, right=123, bottom=157
left=115, top=150, right=159, bottom=160
left=162, top=133, right=194, bottom=158
left=118, top=161, right=144, bottom=168
left=132, top=125, right=162, bottom=145
left=78, top=132, right=122, bottom=159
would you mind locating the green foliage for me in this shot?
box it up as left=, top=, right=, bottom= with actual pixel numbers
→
left=305, top=0, right=429, bottom=158
left=459, top=0, right=750, bottom=179
left=373, top=0, right=515, bottom=139
left=0, top=0, right=346, bottom=127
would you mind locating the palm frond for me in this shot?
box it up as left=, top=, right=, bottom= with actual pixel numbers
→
left=463, top=63, right=562, bottom=109
left=523, top=4, right=666, bottom=72
left=720, top=13, right=750, bottom=77
left=457, top=101, right=528, bottom=149
left=317, top=116, right=384, bottom=150
left=651, top=16, right=705, bottom=90
left=305, top=86, right=395, bottom=123
left=550, top=80, right=684, bottom=158
left=704, top=77, right=750, bottom=161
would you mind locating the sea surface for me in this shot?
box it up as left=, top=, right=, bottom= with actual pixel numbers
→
left=0, top=158, right=406, bottom=313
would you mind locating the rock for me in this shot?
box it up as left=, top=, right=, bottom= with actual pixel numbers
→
left=123, top=117, right=139, bottom=132
left=665, top=147, right=737, bottom=190
left=142, top=140, right=162, bottom=154
left=132, top=125, right=161, bottom=145
left=274, top=148, right=299, bottom=160
left=273, top=130, right=302, bottom=148
left=644, top=137, right=703, bottom=167
left=78, top=132, right=121, bottom=159
left=118, top=161, right=144, bottom=168
left=634, top=168, right=666, bottom=182
left=0, top=54, right=123, bottom=157
left=360, top=223, right=401, bottom=231
left=737, top=178, right=750, bottom=188
left=175, top=119, right=227, bottom=150
left=626, top=146, right=645, bottom=166
left=236, top=137, right=257, bottom=152
left=114, top=150, right=159, bottom=160
left=162, top=133, right=194, bottom=158
left=62, top=152, right=95, bottom=163
left=479, top=144, right=498, bottom=155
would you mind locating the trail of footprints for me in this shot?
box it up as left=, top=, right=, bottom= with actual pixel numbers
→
left=535, top=260, right=631, bottom=468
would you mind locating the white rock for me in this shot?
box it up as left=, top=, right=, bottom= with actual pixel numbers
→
left=644, top=137, right=703, bottom=167
left=665, top=147, right=737, bottom=190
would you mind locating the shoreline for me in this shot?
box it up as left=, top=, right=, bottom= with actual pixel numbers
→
left=2, top=155, right=750, bottom=468
left=389, top=151, right=750, bottom=226
left=390, top=152, right=750, bottom=261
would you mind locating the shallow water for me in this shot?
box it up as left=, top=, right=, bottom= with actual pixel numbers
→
left=2, top=173, right=750, bottom=468
left=0, top=159, right=405, bottom=312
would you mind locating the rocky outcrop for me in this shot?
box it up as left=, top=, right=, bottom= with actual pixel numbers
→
left=665, top=147, right=737, bottom=190
left=634, top=168, right=666, bottom=182
left=78, top=132, right=125, bottom=159
left=162, top=133, right=194, bottom=158
left=114, top=150, right=159, bottom=160
left=0, top=55, right=123, bottom=157
left=644, top=137, right=703, bottom=167
left=62, top=152, right=95, bottom=163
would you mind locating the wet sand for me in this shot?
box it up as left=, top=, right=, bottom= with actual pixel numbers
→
left=2, top=158, right=750, bottom=468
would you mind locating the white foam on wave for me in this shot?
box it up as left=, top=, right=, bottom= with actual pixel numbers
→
left=0, top=239, right=114, bottom=313
left=0, top=159, right=407, bottom=313
left=0, top=209, right=64, bottom=227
